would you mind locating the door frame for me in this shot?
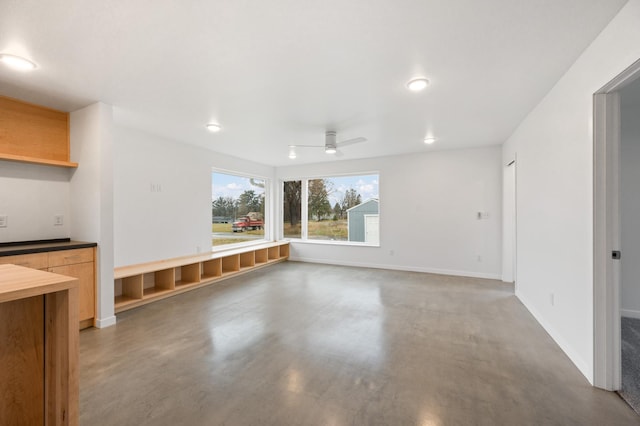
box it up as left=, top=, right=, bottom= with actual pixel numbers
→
left=502, top=158, right=517, bottom=286
left=593, top=58, right=640, bottom=390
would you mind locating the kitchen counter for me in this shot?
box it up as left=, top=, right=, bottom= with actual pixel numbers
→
left=0, top=264, right=79, bottom=424
left=0, top=238, right=97, bottom=257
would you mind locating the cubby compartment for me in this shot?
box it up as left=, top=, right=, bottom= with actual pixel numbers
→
left=202, top=258, right=222, bottom=280
left=268, top=246, right=280, bottom=261
left=240, top=252, right=255, bottom=269
left=176, top=263, right=201, bottom=287
left=114, top=242, right=289, bottom=313
left=116, top=275, right=143, bottom=306
left=143, top=268, right=175, bottom=298
left=255, top=248, right=268, bottom=265
left=221, top=254, right=240, bottom=275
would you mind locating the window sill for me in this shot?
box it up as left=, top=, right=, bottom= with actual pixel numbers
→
left=211, top=239, right=270, bottom=252
left=284, top=238, right=379, bottom=248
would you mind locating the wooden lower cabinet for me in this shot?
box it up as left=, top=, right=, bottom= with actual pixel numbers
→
left=0, top=246, right=96, bottom=329
left=49, top=261, right=95, bottom=325
left=0, top=252, right=48, bottom=269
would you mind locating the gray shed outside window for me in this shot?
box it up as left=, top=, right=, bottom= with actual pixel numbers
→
left=347, top=199, right=379, bottom=243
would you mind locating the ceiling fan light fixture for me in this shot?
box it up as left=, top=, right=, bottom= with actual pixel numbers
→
left=325, top=131, right=338, bottom=154
left=288, top=146, right=297, bottom=159
left=0, top=53, right=37, bottom=71
left=407, top=78, right=429, bottom=91
left=424, top=137, right=437, bottom=144
left=206, top=123, right=222, bottom=132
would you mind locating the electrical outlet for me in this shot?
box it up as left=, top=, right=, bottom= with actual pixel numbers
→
left=550, top=293, right=555, bottom=306
left=0, top=215, right=7, bottom=228
left=54, top=215, right=64, bottom=226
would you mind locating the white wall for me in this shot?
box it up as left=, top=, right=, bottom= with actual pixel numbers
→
left=621, top=103, right=640, bottom=318
left=0, top=162, right=70, bottom=242
left=113, top=125, right=275, bottom=267
left=276, top=146, right=503, bottom=279
left=70, top=102, right=115, bottom=328
left=502, top=0, right=640, bottom=383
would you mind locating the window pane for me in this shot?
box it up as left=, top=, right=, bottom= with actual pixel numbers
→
left=212, top=172, right=266, bottom=247
left=283, top=180, right=302, bottom=239
left=307, top=175, right=379, bottom=243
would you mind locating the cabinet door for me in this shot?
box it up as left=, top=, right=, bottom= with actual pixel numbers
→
left=49, top=262, right=95, bottom=322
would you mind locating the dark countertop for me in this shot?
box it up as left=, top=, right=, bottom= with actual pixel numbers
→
left=0, top=238, right=97, bottom=257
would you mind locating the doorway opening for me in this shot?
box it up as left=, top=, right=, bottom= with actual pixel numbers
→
left=594, top=58, right=640, bottom=410
left=618, top=76, right=640, bottom=412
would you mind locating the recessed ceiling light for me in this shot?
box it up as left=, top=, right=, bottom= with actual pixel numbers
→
left=407, top=78, right=429, bottom=91
left=206, top=123, right=222, bottom=132
left=0, top=53, right=37, bottom=71
left=424, top=137, right=437, bottom=144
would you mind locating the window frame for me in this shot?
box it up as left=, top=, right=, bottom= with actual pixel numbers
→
left=211, top=168, right=271, bottom=252
left=280, top=171, right=380, bottom=247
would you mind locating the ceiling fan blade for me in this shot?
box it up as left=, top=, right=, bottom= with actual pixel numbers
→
left=337, top=137, right=367, bottom=147
left=334, top=149, right=344, bottom=157
left=293, top=144, right=324, bottom=149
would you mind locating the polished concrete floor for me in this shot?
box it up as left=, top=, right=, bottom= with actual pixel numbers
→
left=80, top=262, right=638, bottom=425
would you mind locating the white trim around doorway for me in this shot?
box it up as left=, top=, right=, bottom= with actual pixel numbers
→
left=593, top=57, right=640, bottom=390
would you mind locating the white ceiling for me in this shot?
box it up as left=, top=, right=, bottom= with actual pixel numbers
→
left=0, top=0, right=628, bottom=166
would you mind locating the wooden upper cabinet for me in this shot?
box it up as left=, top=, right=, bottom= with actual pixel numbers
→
left=0, top=95, right=77, bottom=168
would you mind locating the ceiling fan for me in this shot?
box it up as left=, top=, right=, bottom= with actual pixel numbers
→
left=289, top=131, right=367, bottom=158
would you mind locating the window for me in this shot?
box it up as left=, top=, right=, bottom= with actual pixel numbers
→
left=282, top=174, right=379, bottom=245
left=283, top=180, right=302, bottom=239
left=212, top=171, right=267, bottom=248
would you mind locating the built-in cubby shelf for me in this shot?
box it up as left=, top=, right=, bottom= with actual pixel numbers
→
left=114, top=241, right=290, bottom=313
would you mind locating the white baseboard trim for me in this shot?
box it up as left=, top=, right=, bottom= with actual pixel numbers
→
left=95, top=315, right=117, bottom=328
left=288, top=256, right=501, bottom=280
left=516, top=290, right=592, bottom=384
left=621, top=309, right=640, bottom=319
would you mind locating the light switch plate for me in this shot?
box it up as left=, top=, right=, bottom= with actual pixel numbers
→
left=54, top=215, right=63, bottom=226
left=0, top=215, right=7, bottom=228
